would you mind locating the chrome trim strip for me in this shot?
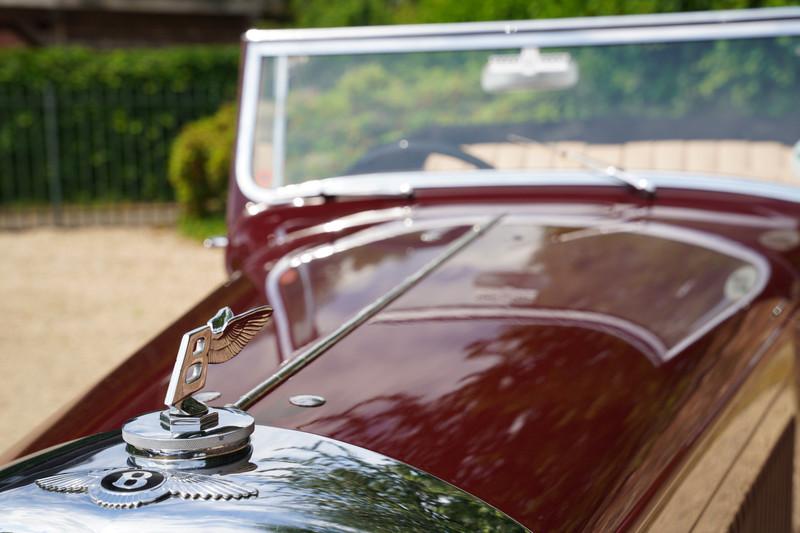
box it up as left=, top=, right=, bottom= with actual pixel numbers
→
left=502, top=214, right=770, bottom=360
left=243, top=169, right=800, bottom=208
left=271, top=55, right=289, bottom=187
left=234, top=9, right=800, bottom=202
left=258, top=181, right=414, bottom=207
left=234, top=214, right=503, bottom=409
left=244, top=20, right=800, bottom=57
left=244, top=8, right=800, bottom=43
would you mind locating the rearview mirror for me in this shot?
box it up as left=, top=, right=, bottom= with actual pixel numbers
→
left=481, top=48, right=579, bottom=93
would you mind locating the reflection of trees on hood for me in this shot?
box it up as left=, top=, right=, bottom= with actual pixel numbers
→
left=281, top=226, right=466, bottom=346
left=530, top=229, right=742, bottom=347
left=254, top=439, right=523, bottom=532
left=267, top=223, right=763, bottom=529
left=300, top=322, right=689, bottom=531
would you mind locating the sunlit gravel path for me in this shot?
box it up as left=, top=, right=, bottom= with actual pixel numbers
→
left=0, top=227, right=226, bottom=457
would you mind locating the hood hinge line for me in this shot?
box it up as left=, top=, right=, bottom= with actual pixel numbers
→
left=233, top=213, right=504, bottom=410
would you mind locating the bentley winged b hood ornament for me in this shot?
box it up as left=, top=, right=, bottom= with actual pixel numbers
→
left=120, top=305, right=272, bottom=468
left=164, top=305, right=273, bottom=410
left=33, top=306, right=273, bottom=509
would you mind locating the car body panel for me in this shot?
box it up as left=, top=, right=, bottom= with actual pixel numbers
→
left=237, top=200, right=798, bottom=530
left=5, top=184, right=799, bottom=529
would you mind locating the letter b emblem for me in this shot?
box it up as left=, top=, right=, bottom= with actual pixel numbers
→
left=101, top=469, right=165, bottom=493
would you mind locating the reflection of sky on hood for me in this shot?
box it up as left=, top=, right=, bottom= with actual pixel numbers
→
left=270, top=211, right=766, bottom=365
left=313, top=237, right=446, bottom=334
left=384, top=218, right=764, bottom=360
left=269, top=216, right=479, bottom=352
left=253, top=207, right=774, bottom=460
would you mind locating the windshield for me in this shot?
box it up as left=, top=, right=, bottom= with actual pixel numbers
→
left=243, top=20, right=800, bottom=195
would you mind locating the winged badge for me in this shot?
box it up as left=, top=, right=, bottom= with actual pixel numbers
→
left=164, top=305, right=272, bottom=409
left=36, top=467, right=258, bottom=509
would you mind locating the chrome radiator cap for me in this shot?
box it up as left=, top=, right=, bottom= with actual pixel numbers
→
left=122, top=406, right=255, bottom=468
left=122, top=306, right=270, bottom=468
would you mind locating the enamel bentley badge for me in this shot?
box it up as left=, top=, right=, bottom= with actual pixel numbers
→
left=35, top=467, right=257, bottom=509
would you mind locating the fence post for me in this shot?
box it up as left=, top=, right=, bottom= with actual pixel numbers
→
left=43, top=82, right=63, bottom=226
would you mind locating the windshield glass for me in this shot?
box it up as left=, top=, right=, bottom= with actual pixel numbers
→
left=249, top=33, right=800, bottom=190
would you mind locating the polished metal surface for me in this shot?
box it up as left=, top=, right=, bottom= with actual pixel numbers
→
left=164, top=306, right=272, bottom=410
left=35, top=467, right=257, bottom=509
left=0, top=426, right=525, bottom=531
left=242, top=171, right=800, bottom=221
left=121, top=306, right=271, bottom=466
left=234, top=9, right=800, bottom=203
left=159, top=397, right=219, bottom=432
left=123, top=407, right=254, bottom=461
left=234, top=215, right=503, bottom=410
left=244, top=8, right=800, bottom=43
left=289, top=395, right=326, bottom=408
left=202, top=235, right=229, bottom=249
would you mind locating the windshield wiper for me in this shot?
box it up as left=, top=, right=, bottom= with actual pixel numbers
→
left=507, top=134, right=656, bottom=197
left=264, top=179, right=415, bottom=207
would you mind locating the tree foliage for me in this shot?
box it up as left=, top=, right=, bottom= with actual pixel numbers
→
left=291, top=0, right=797, bottom=27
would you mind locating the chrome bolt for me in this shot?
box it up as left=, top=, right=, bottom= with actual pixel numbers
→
left=289, top=395, right=326, bottom=408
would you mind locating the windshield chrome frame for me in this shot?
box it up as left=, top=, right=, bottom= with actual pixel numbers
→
left=235, top=7, right=800, bottom=204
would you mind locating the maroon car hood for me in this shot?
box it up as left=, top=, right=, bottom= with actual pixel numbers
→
left=11, top=198, right=798, bottom=531
left=225, top=202, right=793, bottom=530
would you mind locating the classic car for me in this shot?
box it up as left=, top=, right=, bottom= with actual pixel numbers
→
left=1, top=7, right=800, bottom=532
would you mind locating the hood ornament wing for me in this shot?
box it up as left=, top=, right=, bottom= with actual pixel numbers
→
left=164, top=305, right=272, bottom=411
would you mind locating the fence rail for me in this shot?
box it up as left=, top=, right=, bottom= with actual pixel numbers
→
left=0, top=82, right=234, bottom=228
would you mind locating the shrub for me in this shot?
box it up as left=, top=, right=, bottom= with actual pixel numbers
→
left=168, top=103, right=236, bottom=217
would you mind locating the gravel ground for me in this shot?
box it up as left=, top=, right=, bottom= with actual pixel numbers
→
left=0, top=227, right=226, bottom=457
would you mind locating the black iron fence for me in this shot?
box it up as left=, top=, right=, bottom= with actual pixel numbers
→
left=0, top=82, right=234, bottom=228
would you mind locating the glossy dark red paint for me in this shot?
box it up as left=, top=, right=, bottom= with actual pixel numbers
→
left=240, top=198, right=799, bottom=530
left=6, top=185, right=800, bottom=530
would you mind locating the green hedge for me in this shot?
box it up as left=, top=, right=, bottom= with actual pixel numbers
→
left=0, top=46, right=239, bottom=88
left=0, top=46, right=239, bottom=205
left=168, top=103, right=236, bottom=217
